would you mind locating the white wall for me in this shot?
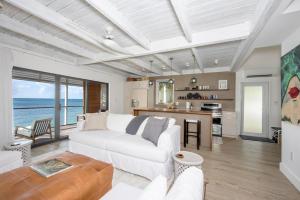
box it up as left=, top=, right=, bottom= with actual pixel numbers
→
left=280, top=26, right=300, bottom=191
left=235, top=46, right=281, bottom=138
left=0, top=48, right=14, bottom=149
left=0, top=47, right=126, bottom=149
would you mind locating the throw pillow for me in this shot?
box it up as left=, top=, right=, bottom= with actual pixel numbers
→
left=136, top=118, right=149, bottom=136
left=83, top=112, right=107, bottom=130
left=126, top=115, right=149, bottom=135
left=142, top=117, right=169, bottom=145
left=138, top=175, right=167, bottom=200
left=154, top=116, right=175, bottom=129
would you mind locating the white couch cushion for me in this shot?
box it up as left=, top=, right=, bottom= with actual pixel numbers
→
left=0, top=151, right=22, bottom=164
left=107, top=113, right=134, bottom=132
left=0, top=151, right=23, bottom=174
left=166, top=167, right=204, bottom=200
left=107, top=134, right=169, bottom=163
left=101, top=183, right=143, bottom=200
left=138, top=175, right=167, bottom=200
left=69, top=130, right=122, bottom=149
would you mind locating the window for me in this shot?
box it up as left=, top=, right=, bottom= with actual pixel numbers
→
left=60, top=78, right=84, bottom=125
left=13, top=79, right=55, bottom=128
left=156, top=79, right=174, bottom=104
left=12, top=67, right=109, bottom=144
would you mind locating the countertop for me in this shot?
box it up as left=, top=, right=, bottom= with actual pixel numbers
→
left=133, top=107, right=213, bottom=115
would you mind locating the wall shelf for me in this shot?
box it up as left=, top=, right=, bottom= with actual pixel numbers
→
left=177, top=98, right=234, bottom=101
left=175, top=89, right=229, bottom=92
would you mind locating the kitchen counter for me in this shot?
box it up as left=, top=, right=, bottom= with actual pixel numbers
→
left=133, top=107, right=213, bottom=116
left=134, top=108, right=213, bottom=150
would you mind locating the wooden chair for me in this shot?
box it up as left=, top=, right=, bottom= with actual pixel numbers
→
left=15, top=118, right=52, bottom=143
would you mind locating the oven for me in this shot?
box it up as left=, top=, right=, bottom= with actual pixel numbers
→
left=201, top=103, right=223, bottom=137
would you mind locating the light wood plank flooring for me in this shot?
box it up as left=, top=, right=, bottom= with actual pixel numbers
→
left=32, top=138, right=300, bottom=200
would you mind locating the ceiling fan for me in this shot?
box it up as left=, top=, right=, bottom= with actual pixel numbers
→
left=102, top=26, right=133, bottom=55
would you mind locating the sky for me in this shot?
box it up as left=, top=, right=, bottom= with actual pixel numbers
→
left=13, top=79, right=83, bottom=99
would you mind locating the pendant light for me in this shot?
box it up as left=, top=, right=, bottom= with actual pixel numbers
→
left=148, top=60, right=154, bottom=86
left=190, top=54, right=197, bottom=84
left=168, top=57, right=174, bottom=84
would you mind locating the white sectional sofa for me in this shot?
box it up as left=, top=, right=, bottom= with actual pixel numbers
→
left=0, top=151, right=23, bottom=174
left=69, top=113, right=181, bottom=180
left=101, top=167, right=204, bottom=200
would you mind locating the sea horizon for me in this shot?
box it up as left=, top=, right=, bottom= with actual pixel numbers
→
left=13, top=98, right=83, bottom=127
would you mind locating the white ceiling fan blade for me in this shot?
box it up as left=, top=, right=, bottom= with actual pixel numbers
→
left=103, top=39, right=133, bottom=55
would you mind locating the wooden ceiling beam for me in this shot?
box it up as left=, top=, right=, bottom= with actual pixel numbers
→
left=81, top=22, right=249, bottom=64
left=169, top=0, right=193, bottom=42
left=0, top=15, right=97, bottom=59
left=126, top=58, right=162, bottom=75
left=101, top=62, right=144, bottom=76
left=191, top=48, right=204, bottom=72
left=85, top=0, right=150, bottom=49
left=153, top=54, right=181, bottom=73
left=230, top=0, right=280, bottom=71
left=5, top=0, right=115, bottom=54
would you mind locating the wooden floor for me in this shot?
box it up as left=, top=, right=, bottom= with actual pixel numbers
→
left=183, top=138, right=300, bottom=200
left=32, top=137, right=300, bottom=200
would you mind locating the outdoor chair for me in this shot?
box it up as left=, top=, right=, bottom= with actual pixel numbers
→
left=15, top=118, right=52, bottom=143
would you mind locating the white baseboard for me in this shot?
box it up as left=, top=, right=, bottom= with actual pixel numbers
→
left=280, top=162, right=300, bottom=191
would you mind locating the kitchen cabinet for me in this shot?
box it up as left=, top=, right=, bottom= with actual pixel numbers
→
left=124, top=81, right=149, bottom=114
left=222, top=111, right=237, bottom=138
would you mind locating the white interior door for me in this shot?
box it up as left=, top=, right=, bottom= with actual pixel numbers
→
left=241, top=82, right=269, bottom=138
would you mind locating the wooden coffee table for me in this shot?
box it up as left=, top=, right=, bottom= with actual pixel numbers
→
left=0, top=152, right=113, bottom=200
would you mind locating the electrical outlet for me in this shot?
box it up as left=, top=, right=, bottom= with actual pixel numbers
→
left=290, top=152, right=294, bottom=161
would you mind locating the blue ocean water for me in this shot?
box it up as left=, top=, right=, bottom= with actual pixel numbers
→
left=13, top=98, right=83, bottom=127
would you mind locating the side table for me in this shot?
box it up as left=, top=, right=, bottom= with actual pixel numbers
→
left=4, top=139, right=32, bottom=166
left=173, top=151, right=204, bottom=178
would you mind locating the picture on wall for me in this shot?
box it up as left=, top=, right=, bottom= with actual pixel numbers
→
left=281, top=44, right=300, bottom=125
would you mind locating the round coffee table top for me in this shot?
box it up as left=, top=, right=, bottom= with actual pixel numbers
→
left=173, top=151, right=204, bottom=166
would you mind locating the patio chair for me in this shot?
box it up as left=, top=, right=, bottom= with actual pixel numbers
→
left=15, top=118, right=52, bottom=143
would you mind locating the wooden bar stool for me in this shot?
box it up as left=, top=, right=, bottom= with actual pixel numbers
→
left=184, top=119, right=201, bottom=150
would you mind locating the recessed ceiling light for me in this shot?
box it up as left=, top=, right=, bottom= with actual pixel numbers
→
left=185, top=62, right=190, bottom=67
left=214, top=59, right=219, bottom=65
left=162, top=65, right=167, bottom=70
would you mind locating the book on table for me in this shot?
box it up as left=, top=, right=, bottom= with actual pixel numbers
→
left=30, top=158, right=73, bottom=178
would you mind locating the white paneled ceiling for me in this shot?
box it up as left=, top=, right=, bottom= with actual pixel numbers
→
left=0, top=0, right=279, bottom=76
left=184, top=0, right=258, bottom=33
left=196, top=41, right=242, bottom=68
left=163, top=49, right=195, bottom=71
left=109, top=0, right=183, bottom=41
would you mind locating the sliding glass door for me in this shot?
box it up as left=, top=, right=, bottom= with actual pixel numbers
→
left=60, top=79, right=84, bottom=126
left=12, top=67, right=108, bottom=146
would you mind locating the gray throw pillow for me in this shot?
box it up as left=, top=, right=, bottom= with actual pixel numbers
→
left=126, top=115, right=149, bottom=135
left=142, top=117, right=169, bottom=146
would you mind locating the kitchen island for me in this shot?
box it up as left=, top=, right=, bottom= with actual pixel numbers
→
left=134, top=108, right=213, bottom=150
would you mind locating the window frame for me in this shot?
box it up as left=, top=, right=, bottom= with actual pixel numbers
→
left=155, top=79, right=174, bottom=105
left=12, top=67, right=109, bottom=140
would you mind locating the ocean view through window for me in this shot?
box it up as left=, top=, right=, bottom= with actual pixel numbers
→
left=13, top=80, right=83, bottom=128
left=12, top=67, right=109, bottom=145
